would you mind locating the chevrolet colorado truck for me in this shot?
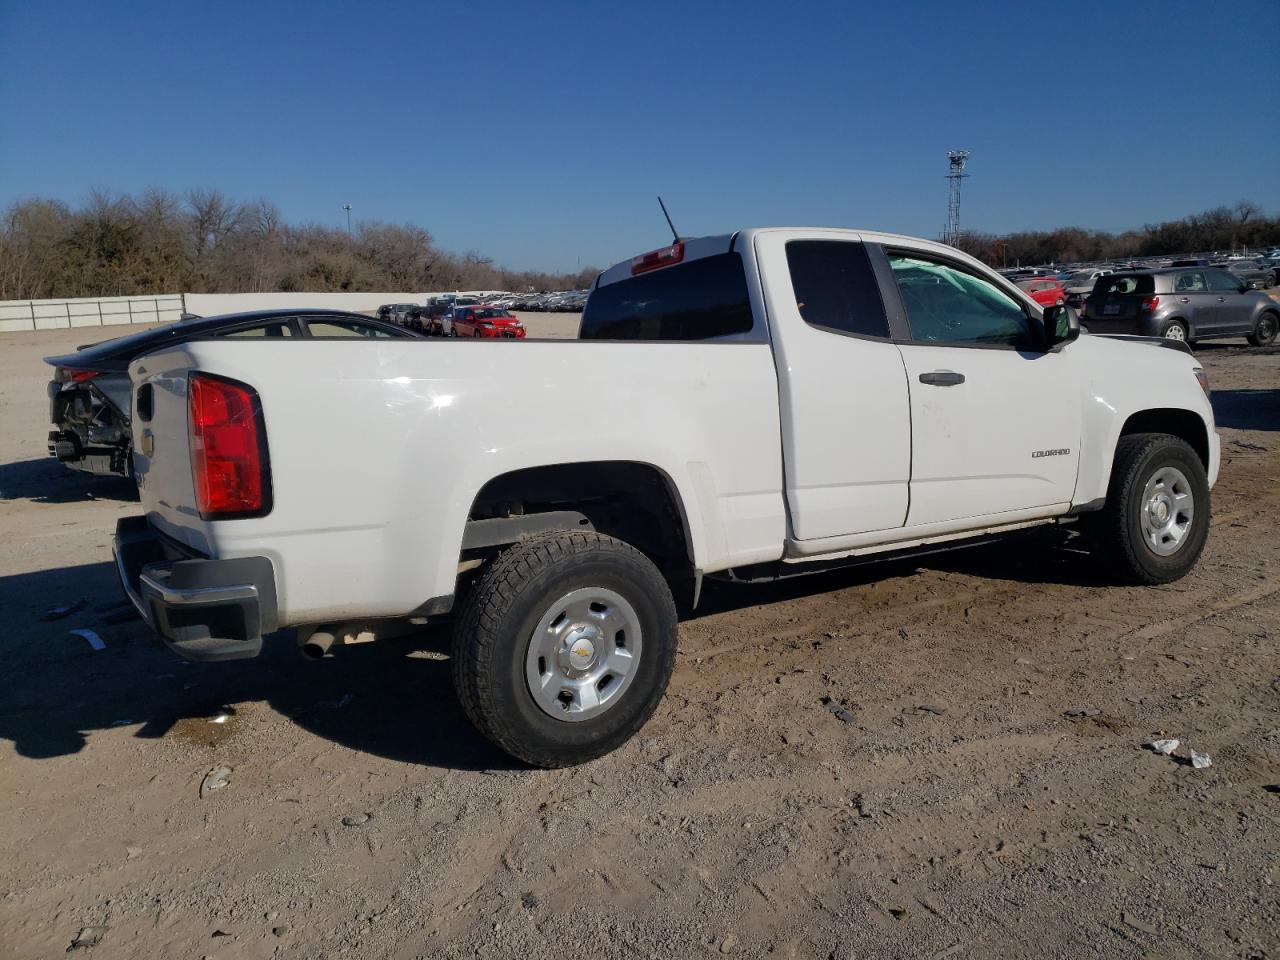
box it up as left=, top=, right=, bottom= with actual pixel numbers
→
left=114, top=228, right=1218, bottom=767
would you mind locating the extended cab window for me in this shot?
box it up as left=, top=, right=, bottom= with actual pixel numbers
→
left=580, top=253, right=754, bottom=340
left=785, top=240, right=889, bottom=339
left=888, top=253, right=1036, bottom=348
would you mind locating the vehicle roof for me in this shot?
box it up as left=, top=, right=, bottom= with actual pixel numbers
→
left=44, top=308, right=402, bottom=370
left=595, top=227, right=1026, bottom=290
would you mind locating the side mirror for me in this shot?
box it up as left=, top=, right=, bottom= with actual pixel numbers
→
left=1043, top=304, right=1080, bottom=347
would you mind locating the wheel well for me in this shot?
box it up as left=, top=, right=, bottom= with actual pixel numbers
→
left=1119, top=409, right=1209, bottom=467
left=467, top=461, right=694, bottom=578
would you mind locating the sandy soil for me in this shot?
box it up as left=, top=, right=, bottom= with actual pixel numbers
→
left=0, top=325, right=1277, bottom=960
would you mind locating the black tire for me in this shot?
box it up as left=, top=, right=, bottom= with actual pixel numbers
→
left=1091, top=433, right=1210, bottom=585
left=1247, top=310, right=1278, bottom=347
left=451, top=530, right=677, bottom=767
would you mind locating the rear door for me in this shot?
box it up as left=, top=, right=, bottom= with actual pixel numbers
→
left=880, top=247, right=1081, bottom=526
left=754, top=231, right=912, bottom=540
left=1168, top=271, right=1211, bottom=333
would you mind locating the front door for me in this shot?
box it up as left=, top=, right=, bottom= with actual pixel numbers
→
left=879, top=248, right=1082, bottom=527
left=1204, top=269, right=1255, bottom=335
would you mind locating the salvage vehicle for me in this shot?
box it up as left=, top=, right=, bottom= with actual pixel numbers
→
left=451, top=306, right=527, bottom=338
left=115, top=228, right=1219, bottom=767
left=1014, top=277, right=1066, bottom=307
left=46, top=310, right=418, bottom=478
left=1082, top=269, right=1279, bottom=345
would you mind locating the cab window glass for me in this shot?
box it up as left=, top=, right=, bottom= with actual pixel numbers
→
left=580, top=253, right=753, bottom=340
left=785, top=240, right=889, bottom=339
left=888, top=253, right=1036, bottom=348
left=1174, top=272, right=1206, bottom=292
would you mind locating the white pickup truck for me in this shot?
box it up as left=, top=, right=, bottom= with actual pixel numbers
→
left=114, top=228, right=1218, bottom=767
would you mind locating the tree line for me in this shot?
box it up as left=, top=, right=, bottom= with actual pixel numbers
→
left=0, top=189, right=601, bottom=302
left=955, top=200, right=1279, bottom=267
left=3, top=191, right=1278, bottom=302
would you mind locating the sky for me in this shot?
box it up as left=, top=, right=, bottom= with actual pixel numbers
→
left=2, top=0, right=1277, bottom=273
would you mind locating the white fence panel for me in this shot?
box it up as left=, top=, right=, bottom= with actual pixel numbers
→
left=0, top=295, right=185, bottom=333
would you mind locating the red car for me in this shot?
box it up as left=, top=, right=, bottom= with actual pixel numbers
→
left=1015, top=277, right=1066, bottom=308
left=451, top=306, right=527, bottom=338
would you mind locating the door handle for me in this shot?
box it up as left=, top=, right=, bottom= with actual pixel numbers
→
left=1217, top=297, right=1227, bottom=302
left=919, top=371, right=965, bottom=387
left=1178, top=296, right=1190, bottom=303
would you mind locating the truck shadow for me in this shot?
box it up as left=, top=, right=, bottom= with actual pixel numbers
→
left=0, top=457, right=138, bottom=504
left=0, top=561, right=513, bottom=770
left=1210, top=389, right=1280, bottom=432
left=0, top=532, right=1114, bottom=768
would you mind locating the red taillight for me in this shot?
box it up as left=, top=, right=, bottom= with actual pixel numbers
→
left=61, top=367, right=99, bottom=383
left=1141, top=295, right=1160, bottom=312
left=189, top=373, right=271, bottom=519
left=631, top=242, right=684, bottom=275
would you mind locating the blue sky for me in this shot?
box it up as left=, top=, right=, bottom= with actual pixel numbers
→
left=2, top=0, right=1277, bottom=272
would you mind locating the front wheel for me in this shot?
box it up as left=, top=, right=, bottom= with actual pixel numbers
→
left=1247, top=311, right=1278, bottom=347
left=1090, top=433, right=1210, bottom=584
left=452, top=531, right=678, bottom=767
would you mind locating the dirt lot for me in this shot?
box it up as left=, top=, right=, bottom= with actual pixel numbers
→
left=1, top=323, right=1277, bottom=960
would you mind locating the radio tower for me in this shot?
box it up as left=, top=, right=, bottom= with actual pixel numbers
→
left=944, top=150, right=970, bottom=246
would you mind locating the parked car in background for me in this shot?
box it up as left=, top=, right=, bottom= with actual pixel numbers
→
left=1061, top=269, right=1113, bottom=311
left=1015, top=277, right=1066, bottom=307
left=430, top=297, right=480, bottom=336
left=45, top=310, right=420, bottom=479
left=1083, top=269, right=1279, bottom=345
left=451, top=306, right=527, bottom=338
left=1213, top=259, right=1274, bottom=290
left=1168, top=258, right=1210, bottom=268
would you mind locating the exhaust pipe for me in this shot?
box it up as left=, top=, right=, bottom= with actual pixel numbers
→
left=299, top=628, right=338, bottom=660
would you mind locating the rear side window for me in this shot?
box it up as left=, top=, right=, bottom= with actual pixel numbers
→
left=785, top=240, right=889, bottom=339
left=1094, top=275, right=1154, bottom=296
left=580, top=253, right=754, bottom=340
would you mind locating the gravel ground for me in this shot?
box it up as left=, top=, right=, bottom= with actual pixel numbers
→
left=0, top=325, right=1277, bottom=960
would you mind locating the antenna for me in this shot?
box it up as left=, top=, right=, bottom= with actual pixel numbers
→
left=657, top=195, right=680, bottom=244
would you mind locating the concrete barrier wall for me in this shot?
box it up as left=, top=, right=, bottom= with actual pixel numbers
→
left=0, top=295, right=186, bottom=334
left=0, top=291, right=507, bottom=333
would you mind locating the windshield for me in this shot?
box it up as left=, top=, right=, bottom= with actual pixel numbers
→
left=475, top=308, right=511, bottom=319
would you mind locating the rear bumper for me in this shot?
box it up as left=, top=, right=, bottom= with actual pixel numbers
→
left=113, top=516, right=277, bottom=661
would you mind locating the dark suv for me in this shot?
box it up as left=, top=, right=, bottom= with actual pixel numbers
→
left=1082, top=268, right=1279, bottom=346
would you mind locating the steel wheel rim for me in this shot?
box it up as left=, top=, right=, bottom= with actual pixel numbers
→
left=1163, top=324, right=1186, bottom=341
left=1258, top=315, right=1277, bottom=343
left=525, top=587, right=642, bottom=722
left=1139, top=466, right=1194, bottom=556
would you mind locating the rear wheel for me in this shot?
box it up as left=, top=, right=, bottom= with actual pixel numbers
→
left=452, top=530, right=677, bottom=767
left=1247, top=311, right=1278, bottom=347
left=1162, top=320, right=1188, bottom=342
left=1090, top=433, right=1210, bottom=584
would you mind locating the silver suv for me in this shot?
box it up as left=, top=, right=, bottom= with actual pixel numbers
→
left=1082, top=268, right=1279, bottom=346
